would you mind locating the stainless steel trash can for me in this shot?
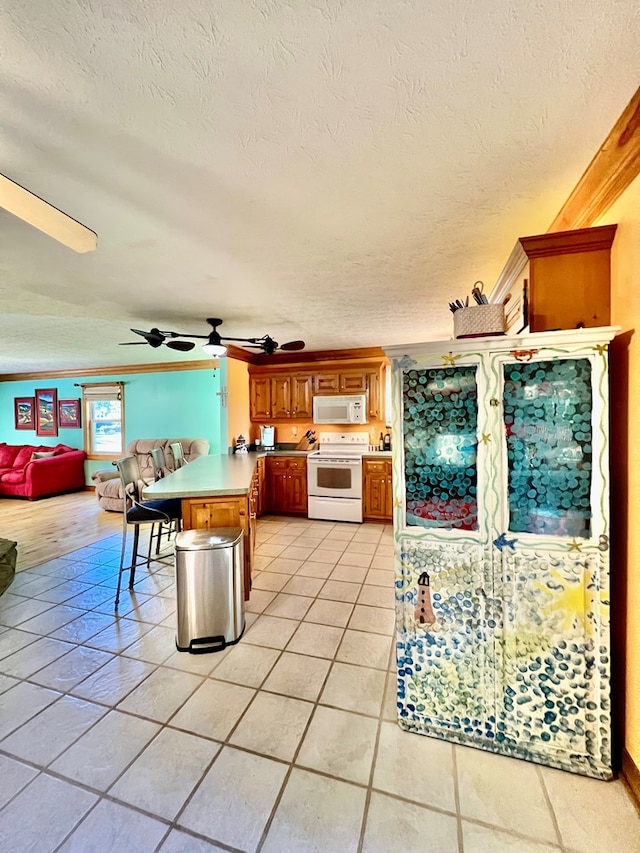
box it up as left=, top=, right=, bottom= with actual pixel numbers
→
left=175, top=528, right=245, bottom=653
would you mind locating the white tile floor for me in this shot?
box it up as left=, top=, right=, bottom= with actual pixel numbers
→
left=1, top=515, right=639, bottom=853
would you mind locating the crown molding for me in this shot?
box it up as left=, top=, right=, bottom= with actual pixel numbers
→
left=249, top=346, right=386, bottom=367
left=0, top=358, right=221, bottom=383
left=550, top=86, right=640, bottom=232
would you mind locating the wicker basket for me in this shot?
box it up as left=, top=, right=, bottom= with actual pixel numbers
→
left=453, top=304, right=506, bottom=339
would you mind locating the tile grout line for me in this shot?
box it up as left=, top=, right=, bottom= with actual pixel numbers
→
left=537, top=763, right=566, bottom=849
left=452, top=745, right=465, bottom=853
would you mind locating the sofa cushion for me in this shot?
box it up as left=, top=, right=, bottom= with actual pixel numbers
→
left=32, top=450, right=57, bottom=460
left=13, top=446, right=38, bottom=468
left=0, top=469, right=26, bottom=484
left=0, top=444, right=19, bottom=467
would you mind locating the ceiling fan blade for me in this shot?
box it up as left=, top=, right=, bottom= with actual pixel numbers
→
left=280, top=340, right=305, bottom=351
left=166, top=340, right=195, bottom=352
left=118, top=342, right=148, bottom=346
left=0, top=173, right=97, bottom=253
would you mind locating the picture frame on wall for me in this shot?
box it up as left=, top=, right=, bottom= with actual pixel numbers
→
left=35, top=388, right=58, bottom=437
left=14, top=397, right=35, bottom=430
left=58, top=398, right=81, bottom=428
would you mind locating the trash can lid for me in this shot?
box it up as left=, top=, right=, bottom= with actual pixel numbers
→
left=175, top=528, right=243, bottom=551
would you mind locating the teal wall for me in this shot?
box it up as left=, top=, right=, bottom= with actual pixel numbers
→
left=0, top=364, right=225, bottom=484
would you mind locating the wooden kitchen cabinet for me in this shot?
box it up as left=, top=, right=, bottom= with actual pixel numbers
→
left=519, top=224, right=616, bottom=332
left=313, top=369, right=367, bottom=395
left=291, top=374, right=313, bottom=418
left=266, top=455, right=308, bottom=514
left=250, top=375, right=271, bottom=421
left=181, top=494, right=253, bottom=600
left=270, top=375, right=292, bottom=418
left=249, top=372, right=313, bottom=420
left=363, top=458, right=393, bottom=520
left=249, top=359, right=386, bottom=423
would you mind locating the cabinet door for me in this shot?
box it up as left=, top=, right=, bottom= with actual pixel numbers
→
left=495, top=546, right=610, bottom=776
left=364, top=472, right=387, bottom=517
left=291, top=374, right=313, bottom=418
left=181, top=496, right=251, bottom=600
left=493, top=352, right=611, bottom=776
left=501, top=356, right=594, bottom=539
left=401, top=363, right=481, bottom=531
left=314, top=372, right=340, bottom=394
left=384, top=461, right=393, bottom=517
left=270, top=375, right=292, bottom=418
left=266, top=457, right=288, bottom=511
left=363, top=459, right=390, bottom=519
left=396, top=537, right=494, bottom=743
left=339, top=371, right=367, bottom=393
left=365, top=369, right=382, bottom=420
left=250, top=376, right=271, bottom=421
left=256, top=456, right=266, bottom=515
left=288, top=470, right=308, bottom=513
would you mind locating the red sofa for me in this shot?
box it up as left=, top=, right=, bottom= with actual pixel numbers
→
left=0, top=442, right=87, bottom=500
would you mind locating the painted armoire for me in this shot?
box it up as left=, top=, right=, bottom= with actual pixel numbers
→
left=384, top=326, right=617, bottom=779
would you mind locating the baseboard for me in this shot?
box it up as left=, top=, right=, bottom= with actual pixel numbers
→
left=622, top=748, right=640, bottom=806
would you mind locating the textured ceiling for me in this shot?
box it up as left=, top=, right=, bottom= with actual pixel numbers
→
left=1, top=1, right=639, bottom=375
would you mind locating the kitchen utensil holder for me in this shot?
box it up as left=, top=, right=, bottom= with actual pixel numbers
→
left=453, top=304, right=506, bottom=339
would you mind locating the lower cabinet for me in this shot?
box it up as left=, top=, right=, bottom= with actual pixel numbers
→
left=266, top=456, right=308, bottom=514
left=363, top=458, right=393, bottom=520
left=181, top=495, right=253, bottom=600
left=256, top=456, right=266, bottom=516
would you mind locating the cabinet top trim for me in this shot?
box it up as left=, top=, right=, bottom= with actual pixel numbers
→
left=519, top=224, right=618, bottom=258
left=383, top=326, right=620, bottom=359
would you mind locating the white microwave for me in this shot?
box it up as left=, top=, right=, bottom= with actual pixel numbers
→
left=312, top=394, right=368, bottom=425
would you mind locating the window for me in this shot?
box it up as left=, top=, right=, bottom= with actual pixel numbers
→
left=82, top=383, right=124, bottom=458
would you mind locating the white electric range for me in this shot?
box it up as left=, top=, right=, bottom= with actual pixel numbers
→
left=307, top=432, right=370, bottom=523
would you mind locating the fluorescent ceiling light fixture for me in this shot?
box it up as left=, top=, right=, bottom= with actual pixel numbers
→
left=0, top=173, right=98, bottom=253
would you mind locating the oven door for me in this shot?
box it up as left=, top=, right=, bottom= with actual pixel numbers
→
left=307, top=456, right=362, bottom=500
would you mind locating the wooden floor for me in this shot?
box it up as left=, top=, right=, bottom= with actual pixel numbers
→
left=1, top=491, right=123, bottom=572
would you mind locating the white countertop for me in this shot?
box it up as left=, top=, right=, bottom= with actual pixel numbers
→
left=143, top=453, right=260, bottom=499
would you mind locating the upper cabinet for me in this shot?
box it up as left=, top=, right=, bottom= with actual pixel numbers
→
left=249, top=372, right=313, bottom=421
left=249, top=359, right=385, bottom=422
left=519, top=225, right=616, bottom=333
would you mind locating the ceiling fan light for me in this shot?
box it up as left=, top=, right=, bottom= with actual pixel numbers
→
left=202, top=342, right=228, bottom=357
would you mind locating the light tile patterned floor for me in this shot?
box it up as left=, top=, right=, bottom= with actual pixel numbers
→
left=0, top=515, right=639, bottom=852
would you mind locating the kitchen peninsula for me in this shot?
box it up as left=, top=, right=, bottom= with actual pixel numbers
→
left=143, top=452, right=265, bottom=599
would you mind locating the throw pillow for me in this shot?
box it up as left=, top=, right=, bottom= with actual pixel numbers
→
left=31, top=451, right=56, bottom=460
left=13, top=446, right=37, bottom=468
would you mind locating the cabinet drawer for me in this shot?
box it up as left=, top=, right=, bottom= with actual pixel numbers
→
left=363, top=459, right=388, bottom=475
left=267, top=457, right=288, bottom=470
left=287, top=457, right=307, bottom=471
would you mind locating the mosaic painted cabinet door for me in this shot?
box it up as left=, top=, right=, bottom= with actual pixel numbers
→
left=384, top=327, right=616, bottom=779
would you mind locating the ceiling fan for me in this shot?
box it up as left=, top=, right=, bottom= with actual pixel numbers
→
left=0, top=173, right=97, bottom=253
left=119, top=318, right=305, bottom=356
